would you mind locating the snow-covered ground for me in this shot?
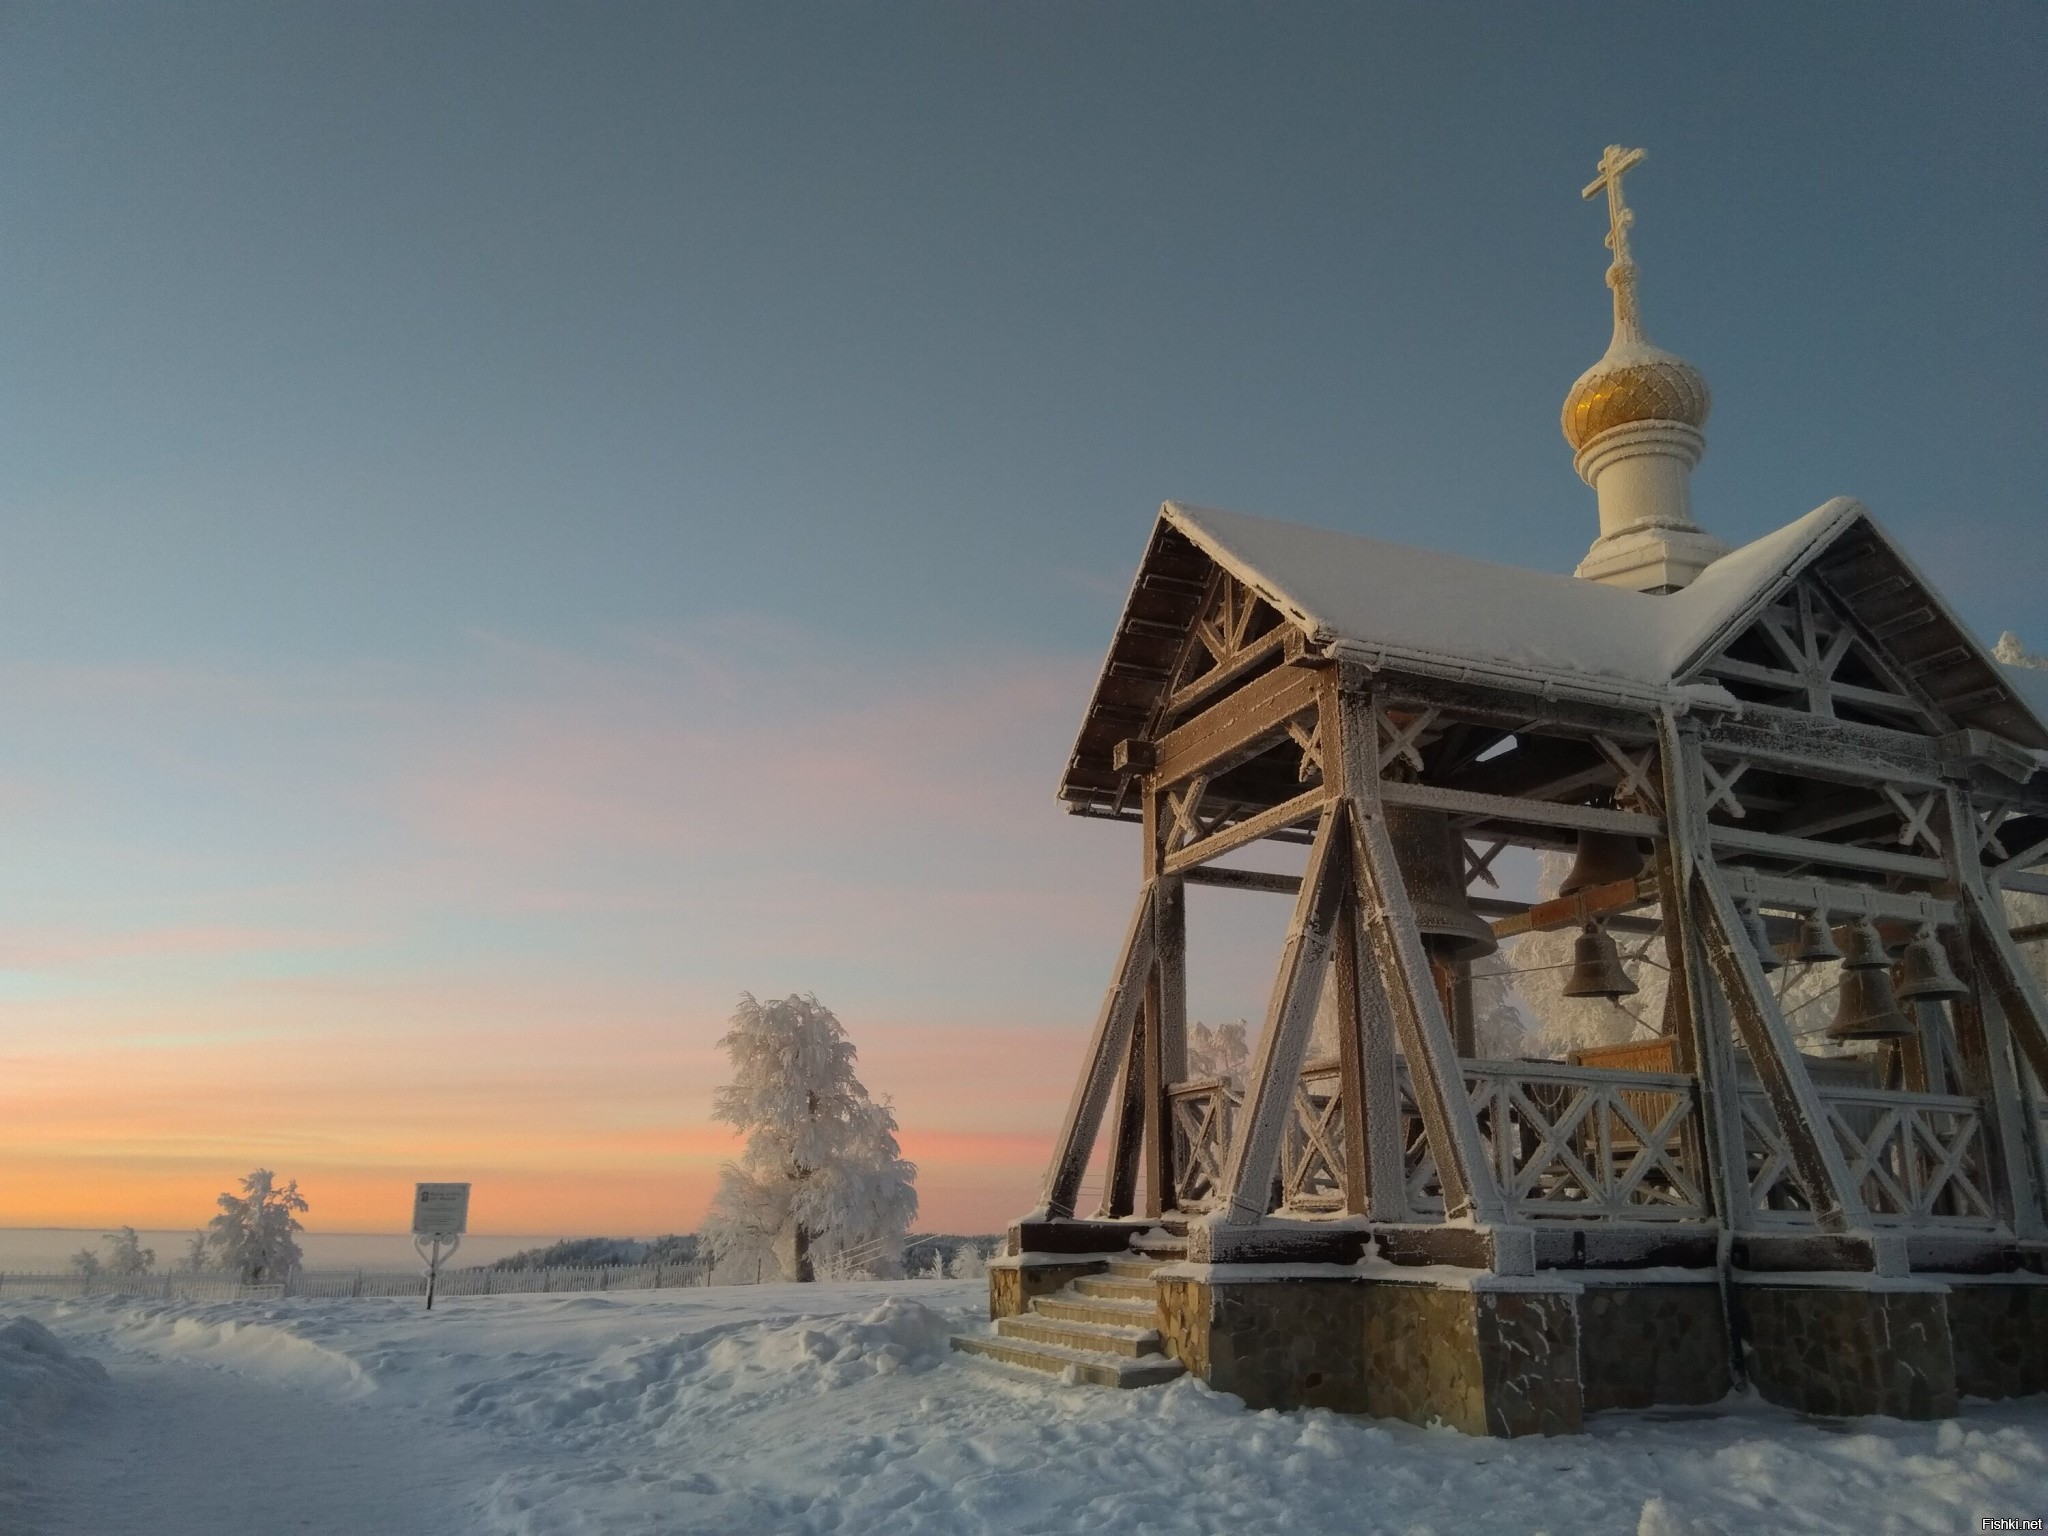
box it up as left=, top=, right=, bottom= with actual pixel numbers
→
left=6, top=1281, right=2048, bottom=1535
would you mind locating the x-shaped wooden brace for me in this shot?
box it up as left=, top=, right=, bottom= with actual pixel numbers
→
left=1287, top=715, right=1324, bottom=783
left=1594, top=735, right=1663, bottom=815
left=1284, top=1084, right=1346, bottom=1201
left=1973, top=801, right=2015, bottom=862
left=1700, top=757, right=1751, bottom=819
left=1375, top=705, right=1438, bottom=775
left=1882, top=785, right=1942, bottom=854
left=1164, top=775, right=1217, bottom=852
left=1463, top=838, right=1509, bottom=891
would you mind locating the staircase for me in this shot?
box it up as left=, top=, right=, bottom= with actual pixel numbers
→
left=952, top=1238, right=1186, bottom=1388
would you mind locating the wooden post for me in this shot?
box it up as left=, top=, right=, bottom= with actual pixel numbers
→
left=1654, top=715, right=1748, bottom=1227
left=1329, top=895, right=1372, bottom=1217
left=1668, top=718, right=1868, bottom=1235
left=1041, top=884, right=1158, bottom=1219
left=1152, top=875, right=1188, bottom=1214
left=1335, top=681, right=1507, bottom=1231
left=1936, top=786, right=2047, bottom=1240
left=1324, top=677, right=1416, bottom=1222
left=1216, top=802, right=1345, bottom=1224
left=1102, top=1002, right=1147, bottom=1218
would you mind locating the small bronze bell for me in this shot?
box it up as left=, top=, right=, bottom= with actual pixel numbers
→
left=1558, top=831, right=1647, bottom=897
left=1562, top=922, right=1639, bottom=999
left=1896, top=925, right=1968, bottom=1003
left=1384, top=804, right=1498, bottom=961
left=1789, top=912, right=1845, bottom=964
left=1827, top=918, right=1914, bottom=1040
left=1739, top=903, right=1783, bottom=972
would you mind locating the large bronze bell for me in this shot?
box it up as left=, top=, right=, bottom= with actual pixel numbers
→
left=1561, top=921, right=1639, bottom=999
left=1739, top=903, right=1783, bottom=972
left=1896, top=925, right=1968, bottom=1003
left=1789, top=912, right=1845, bottom=964
left=1385, top=804, right=1498, bottom=961
left=1827, top=918, right=1914, bottom=1040
left=1558, top=831, right=1647, bottom=897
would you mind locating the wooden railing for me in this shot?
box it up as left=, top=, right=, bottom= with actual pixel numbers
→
left=1740, top=1085, right=1997, bottom=1229
left=1170, top=1056, right=1710, bottom=1222
left=1168, top=1075, right=1242, bottom=1210
left=1405, top=1059, right=1710, bottom=1223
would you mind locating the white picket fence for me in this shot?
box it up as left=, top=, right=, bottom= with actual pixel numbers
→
left=0, top=1273, right=284, bottom=1301
left=289, top=1261, right=712, bottom=1299
left=0, top=1262, right=710, bottom=1304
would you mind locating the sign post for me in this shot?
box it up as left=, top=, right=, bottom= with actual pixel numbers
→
left=411, top=1182, right=470, bottom=1311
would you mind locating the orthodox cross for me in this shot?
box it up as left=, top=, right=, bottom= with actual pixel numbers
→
left=1582, top=144, right=1647, bottom=341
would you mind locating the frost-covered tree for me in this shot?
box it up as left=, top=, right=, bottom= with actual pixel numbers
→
left=68, top=1248, right=99, bottom=1279
left=1186, top=1020, right=1249, bottom=1084
left=179, top=1230, right=210, bottom=1274
left=205, top=1169, right=308, bottom=1284
left=701, top=993, right=917, bottom=1284
left=102, top=1227, right=155, bottom=1276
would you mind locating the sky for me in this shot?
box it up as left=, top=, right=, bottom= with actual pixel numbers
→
left=0, top=3, right=2042, bottom=1237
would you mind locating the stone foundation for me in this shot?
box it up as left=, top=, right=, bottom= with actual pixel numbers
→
left=1158, top=1272, right=1369, bottom=1414
left=1577, top=1281, right=1732, bottom=1412
left=987, top=1256, right=1109, bottom=1320
left=1158, top=1266, right=1593, bottom=1435
left=1941, top=1280, right=2048, bottom=1401
left=1734, top=1278, right=1958, bottom=1419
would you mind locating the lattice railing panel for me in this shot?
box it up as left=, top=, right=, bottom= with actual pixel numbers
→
left=1168, top=1077, right=1241, bottom=1211
left=1739, top=1086, right=1998, bottom=1229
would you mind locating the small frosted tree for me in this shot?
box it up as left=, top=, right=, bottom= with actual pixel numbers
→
left=702, top=993, right=918, bottom=1283
left=179, top=1230, right=210, bottom=1274
left=68, top=1248, right=100, bottom=1279
left=102, top=1227, right=155, bottom=1276
left=205, top=1169, right=308, bottom=1284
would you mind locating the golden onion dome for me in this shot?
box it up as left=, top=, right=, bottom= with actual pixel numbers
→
left=1561, top=339, right=1711, bottom=453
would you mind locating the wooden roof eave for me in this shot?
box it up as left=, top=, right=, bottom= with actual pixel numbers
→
left=1669, top=503, right=2048, bottom=756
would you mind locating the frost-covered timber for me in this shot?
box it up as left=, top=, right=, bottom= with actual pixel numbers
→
left=984, top=145, right=2048, bottom=1435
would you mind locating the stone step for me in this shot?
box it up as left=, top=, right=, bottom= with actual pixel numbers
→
left=1071, top=1273, right=1157, bottom=1301
left=1031, top=1292, right=1157, bottom=1328
left=1105, top=1255, right=1165, bottom=1281
left=995, top=1313, right=1167, bottom=1358
left=951, top=1332, right=1185, bottom=1389
left=1130, top=1227, right=1189, bottom=1259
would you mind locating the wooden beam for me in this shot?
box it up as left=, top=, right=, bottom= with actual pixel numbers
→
left=1709, top=825, right=1946, bottom=879
left=1714, top=868, right=1957, bottom=928
left=1699, top=710, right=1944, bottom=789
left=1042, top=886, right=1157, bottom=1220
left=1339, top=686, right=1510, bottom=1233
left=1162, top=628, right=1289, bottom=724
left=1378, top=778, right=1662, bottom=838
left=1151, top=662, right=1322, bottom=791
left=1163, top=786, right=1329, bottom=875
left=1689, top=858, right=1865, bottom=1235
left=1933, top=786, right=2045, bottom=1241
left=1487, top=874, right=1658, bottom=939
left=1182, top=865, right=1302, bottom=895
left=1216, top=807, right=1347, bottom=1224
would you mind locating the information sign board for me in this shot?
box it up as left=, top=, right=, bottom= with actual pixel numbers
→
left=412, top=1182, right=471, bottom=1238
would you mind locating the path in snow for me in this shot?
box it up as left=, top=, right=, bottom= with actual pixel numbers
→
left=23, top=1350, right=484, bottom=1536
left=10, top=1282, right=2048, bottom=1535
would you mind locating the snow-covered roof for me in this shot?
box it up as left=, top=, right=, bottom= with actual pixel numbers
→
left=1060, top=498, right=2048, bottom=812
left=1160, top=499, right=1852, bottom=703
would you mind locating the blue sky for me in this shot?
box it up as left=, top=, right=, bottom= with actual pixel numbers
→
left=0, top=3, right=2040, bottom=1232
